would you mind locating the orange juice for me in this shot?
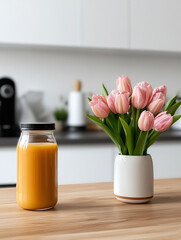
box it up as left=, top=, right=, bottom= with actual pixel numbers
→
left=16, top=143, right=58, bottom=210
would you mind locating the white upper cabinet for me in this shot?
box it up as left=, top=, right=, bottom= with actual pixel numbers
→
left=0, top=0, right=181, bottom=52
left=0, top=0, right=81, bottom=46
left=81, top=0, right=129, bottom=48
left=130, top=0, right=181, bottom=52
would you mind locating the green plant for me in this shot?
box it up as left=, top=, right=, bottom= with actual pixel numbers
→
left=54, top=108, right=68, bottom=121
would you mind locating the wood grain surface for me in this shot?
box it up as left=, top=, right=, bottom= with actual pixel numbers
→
left=0, top=179, right=181, bottom=239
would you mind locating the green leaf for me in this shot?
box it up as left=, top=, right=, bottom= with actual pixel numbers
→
left=130, top=118, right=135, bottom=148
left=148, top=129, right=155, bottom=139
left=133, top=131, right=148, bottom=156
left=108, top=112, right=118, bottom=131
left=120, top=117, right=133, bottom=155
left=86, top=114, right=123, bottom=154
left=173, top=114, right=181, bottom=124
left=121, top=113, right=130, bottom=124
left=164, top=95, right=178, bottom=111
left=167, top=100, right=181, bottom=115
left=117, top=116, right=125, bottom=143
left=131, top=106, right=136, bottom=146
left=101, top=84, right=109, bottom=96
left=117, top=115, right=121, bottom=135
left=88, top=97, right=91, bottom=102
left=135, top=108, right=141, bottom=142
left=105, top=117, right=114, bottom=130
left=147, top=130, right=162, bottom=148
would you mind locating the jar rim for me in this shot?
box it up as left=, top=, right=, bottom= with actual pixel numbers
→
left=20, top=123, right=55, bottom=131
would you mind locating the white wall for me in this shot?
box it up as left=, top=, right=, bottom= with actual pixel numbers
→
left=0, top=46, right=181, bottom=112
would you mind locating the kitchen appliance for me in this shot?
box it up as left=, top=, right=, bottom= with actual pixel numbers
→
left=67, top=80, right=86, bottom=131
left=0, top=77, right=19, bottom=137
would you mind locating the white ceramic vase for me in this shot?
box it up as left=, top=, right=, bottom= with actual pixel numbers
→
left=114, top=154, right=153, bottom=203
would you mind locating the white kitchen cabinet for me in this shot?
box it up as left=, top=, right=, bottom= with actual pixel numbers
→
left=58, top=144, right=114, bottom=184
left=0, top=144, right=115, bottom=185
left=148, top=142, right=181, bottom=179
left=0, top=0, right=129, bottom=49
left=1, top=141, right=181, bottom=185
left=130, top=0, right=181, bottom=51
left=0, top=0, right=181, bottom=52
left=81, top=0, right=129, bottom=48
left=0, top=147, right=16, bottom=184
left=0, top=0, right=81, bottom=46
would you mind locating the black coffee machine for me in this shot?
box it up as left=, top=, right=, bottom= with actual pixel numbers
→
left=0, top=77, right=20, bottom=137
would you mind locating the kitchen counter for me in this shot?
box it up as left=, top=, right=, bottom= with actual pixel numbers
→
left=0, top=129, right=181, bottom=146
left=0, top=179, right=181, bottom=239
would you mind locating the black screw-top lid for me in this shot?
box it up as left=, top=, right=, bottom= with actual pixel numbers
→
left=20, top=123, right=55, bottom=131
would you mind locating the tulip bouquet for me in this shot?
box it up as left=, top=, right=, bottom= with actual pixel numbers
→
left=87, top=76, right=181, bottom=155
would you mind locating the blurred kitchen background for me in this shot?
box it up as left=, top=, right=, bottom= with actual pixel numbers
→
left=0, top=0, right=181, bottom=186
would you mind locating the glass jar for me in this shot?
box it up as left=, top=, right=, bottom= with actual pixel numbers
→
left=16, top=123, right=58, bottom=210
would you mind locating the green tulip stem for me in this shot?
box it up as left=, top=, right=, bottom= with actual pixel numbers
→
left=135, top=108, right=141, bottom=139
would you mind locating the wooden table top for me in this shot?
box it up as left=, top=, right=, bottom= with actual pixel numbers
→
left=0, top=179, right=181, bottom=240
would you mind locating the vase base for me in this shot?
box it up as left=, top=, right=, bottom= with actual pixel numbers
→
left=114, top=194, right=153, bottom=204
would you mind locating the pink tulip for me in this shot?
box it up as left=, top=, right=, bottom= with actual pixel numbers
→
left=107, top=90, right=130, bottom=114
left=149, top=85, right=167, bottom=104
left=147, top=93, right=165, bottom=114
left=106, top=90, right=118, bottom=114
left=89, top=94, right=110, bottom=118
left=147, top=85, right=167, bottom=114
left=116, top=75, right=132, bottom=95
left=131, top=85, right=149, bottom=109
left=115, top=91, right=130, bottom=114
left=136, top=81, right=153, bottom=101
left=152, top=85, right=167, bottom=97
left=154, top=111, right=173, bottom=132
left=138, top=111, right=154, bottom=131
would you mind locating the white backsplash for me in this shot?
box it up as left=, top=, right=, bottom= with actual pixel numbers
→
left=0, top=47, right=181, bottom=113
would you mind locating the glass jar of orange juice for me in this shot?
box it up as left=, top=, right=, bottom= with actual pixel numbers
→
left=16, top=123, right=58, bottom=210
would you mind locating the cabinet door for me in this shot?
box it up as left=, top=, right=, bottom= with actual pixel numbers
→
left=0, top=147, right=16, bottom=184
left=130, top=0, right=181, bottom=51
left=0, top=0, right=81, bottom=46
left=148, top=142, right=181, bottom=179
left=58, top=145, right=114, bottom=184
left=82, top=0, right=128, bottom=48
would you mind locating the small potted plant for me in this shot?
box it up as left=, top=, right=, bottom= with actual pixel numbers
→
left=87, top=76, right=181, bottom=203
left=54, top=108, right=68, bottom=132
